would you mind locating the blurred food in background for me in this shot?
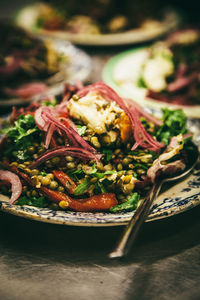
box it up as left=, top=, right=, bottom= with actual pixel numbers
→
left=141, top=29, right=200, bottom=106
left=15, top=0, right=168, bottom=35
left=0, top=22, right=91, bottom=105
left=0, top=22, right=64, bottom=100
left=104, top=29, right=200, bottom=117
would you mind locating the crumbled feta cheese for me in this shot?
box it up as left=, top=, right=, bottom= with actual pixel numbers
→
left=68, top=92, right=123, bottom=134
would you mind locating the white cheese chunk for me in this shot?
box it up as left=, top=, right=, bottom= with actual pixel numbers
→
left=68, top=92, right=123, bottom=135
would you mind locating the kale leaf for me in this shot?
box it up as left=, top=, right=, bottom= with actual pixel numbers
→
left=5, top=114, right=38, bottom=145
left=74, top=180, right=91, bottom=196
left=3, top=114, right=39, bottom=161
left=110, top=192, right=140, bottom=213
left=156, top=108, right=187, bottom=145
left=17, top=195, right=48, bottom=208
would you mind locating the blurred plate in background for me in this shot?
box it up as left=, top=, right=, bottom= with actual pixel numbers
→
left=16, top=9, right=179, bottom=46
left=103, top=46, right=200, bottom=118
left=0, top=39, right=91, bottom=107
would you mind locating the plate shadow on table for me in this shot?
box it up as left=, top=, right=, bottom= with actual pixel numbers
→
left=1, top=204, right=200, bottom=266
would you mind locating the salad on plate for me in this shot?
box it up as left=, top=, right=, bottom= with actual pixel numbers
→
left=0, top=82, right=195, bottom=213
left=105, top=29, right=200, bottom=116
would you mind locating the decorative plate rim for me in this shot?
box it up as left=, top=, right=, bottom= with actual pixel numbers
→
left=1, top=166, right=200, bottom=227
left=102, top=47, right=200, bottom=118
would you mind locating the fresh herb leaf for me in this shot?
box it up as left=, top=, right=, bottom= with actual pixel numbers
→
left=156, top=108, right=187, bottom=145
left=110, top=193, right=140, bottom=213
left=13, top=150, right=30, bottom=161
left=40, top=172, right=47, bottom=176
left=94, top=182, right=108, bottom=194
left=76, top=125, right=87, bottom=136
left=103, top=149, right=113, bottom=161
left=74, top=180, right=91, bottom=196
left=94, top=170, right=116, bottom=179
left=89, top=163, right=98, bottom=174
left=5, top=114, right=38, bottom=144
left=3, top=114, right=39, bottom=161
left=17, top=196, right=48, bottom=208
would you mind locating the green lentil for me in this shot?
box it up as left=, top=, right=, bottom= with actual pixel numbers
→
left=45, top=160, right=52, bottom=168
left=32, top=190, right=38, bottom=197
left=104, top=164, right=113, bottom=171
left=46, top=173, right=54, bottom=179
left=51, top=156, right=60, bottom=165
left=66, top=162, right=75, bottom=169
left=114, top=149, right=121, bottom=155
left=65, top=156, right=74, bottom=162
left=126, top=170, right=134, bottom=175
left=30, top=169, right=39, bottom=176
left=97, top=162, right=104, bottom=171
left=25, top=168, right=32, bottom=174
left=117, top=163, right=123, bottom=171
left=26, top=191, right=31, bottom=197
left=49, top=181, right=59, bottom=190
left=27, top=146, right=36, bottom=154
left=18, top=164, right=26, bottom=170
left=33, top=154, right=38, bottom=160
left=38, top=147, right=45, bottom=154
left=137, top=168, right=146, bottom=175
left=22, top=186, right=28, bottom=193
left=122, top=157, right=132, bottom=166
left=58, top=186, right=65, bottom=192
left=128, top=164, right=135, bottom=169
left=10, top=162, right=18, bottom=167
left=41, top=176, right=51, bottom=186
left=90, top=136, right=101, bottom=148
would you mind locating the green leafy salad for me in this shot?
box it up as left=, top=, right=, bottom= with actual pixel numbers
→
left=0, top=82, right=194, bottom=213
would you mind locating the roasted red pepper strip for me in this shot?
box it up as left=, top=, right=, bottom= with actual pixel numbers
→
left=67, top=193, right=118, bottom=212
left=2, top=161, right=118, bottom=211
left=52, top=170, right=77, bottom=194
left=40, top=187, right=118, bottom=212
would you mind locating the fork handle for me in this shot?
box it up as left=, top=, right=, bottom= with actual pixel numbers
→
left=109, top=180, right=162, bottom=258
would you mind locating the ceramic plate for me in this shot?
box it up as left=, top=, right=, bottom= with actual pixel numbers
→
left=16, top=10, right=179, bottom=46
left=0, top=137, right=200, bottom=227
left=0, top=39, right=91, bottom=107
left=103, top=47, right=200, bottom=118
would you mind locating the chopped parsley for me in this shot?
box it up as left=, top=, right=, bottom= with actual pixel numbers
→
left=156, top=108, right=187, bottom=145
left=110, top=193, right=140, bottom=213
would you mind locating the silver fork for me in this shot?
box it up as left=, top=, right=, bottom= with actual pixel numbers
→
left=109, top=147, right=199, bottom=259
